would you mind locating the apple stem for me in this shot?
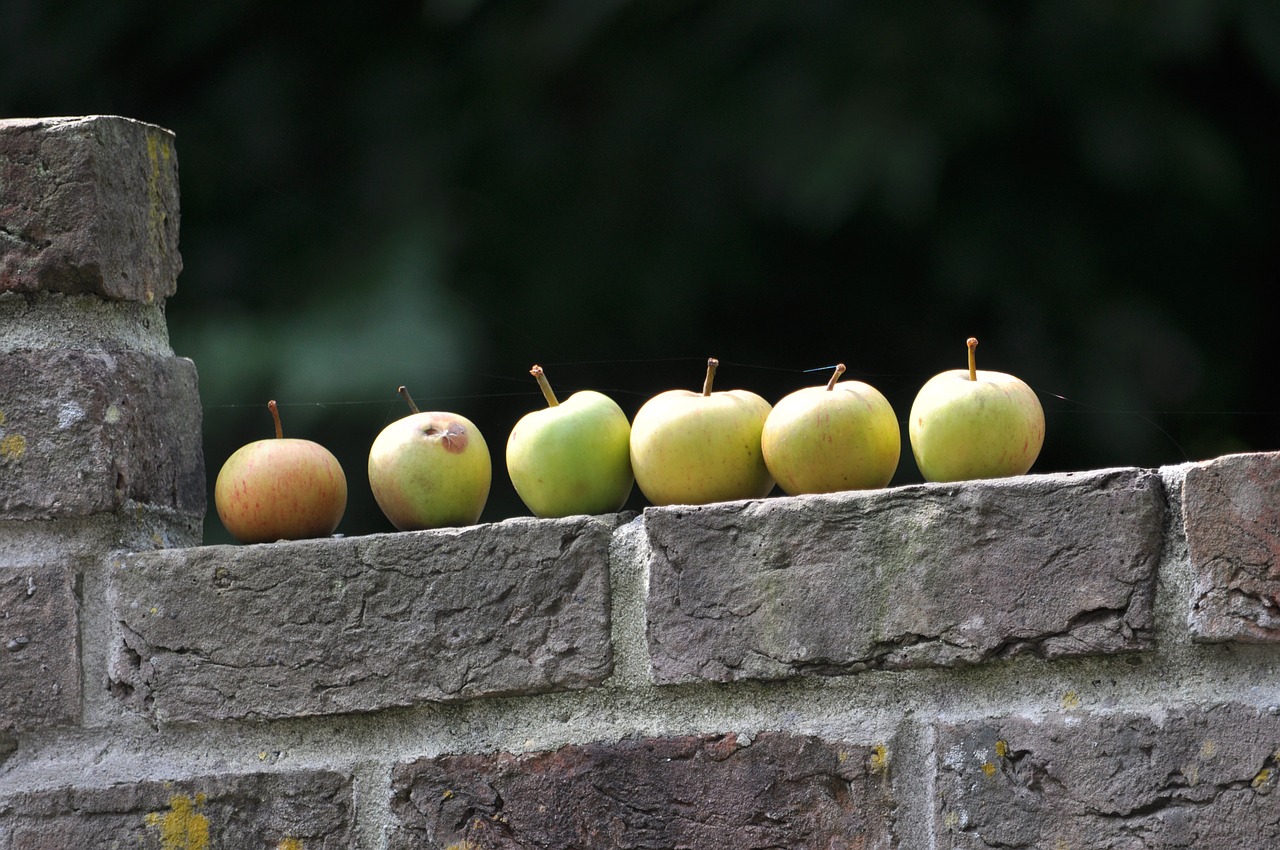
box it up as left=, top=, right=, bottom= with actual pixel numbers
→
left=530, top=365, right=559, bottom=407
left=702, top=358, right=719, bottom=397
left=267, top=400, right=283, bottom=439
left=397, top=385, right=421, bottom=414
left=967, top=338, right=978, bottom=381
left=826, top=363, right=847, bottom=391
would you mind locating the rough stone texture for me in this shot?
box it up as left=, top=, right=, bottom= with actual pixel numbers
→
left=935, top=704, right=1280, bottom=848
left=1184, top=451, right=1280, bottom=643
left=0, top=564, right=79, bottom=738
left=646, top=468, right=1165, bottom=684
left=108, top=515, right=618, bottom=723
left=0, top=349, right=204, bottom=521
left=0, top=116, right=181, bottom=303
left=389, top=732, right=896, bottom=850
left=0, top=770, right=353, bottom=849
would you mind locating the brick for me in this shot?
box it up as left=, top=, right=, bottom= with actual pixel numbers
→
left=1183, top=451, right=1280, bottom=642
left=934, top=704, right=1280, bottom=847
left=0, top=564, right=80, bottom=736
left=108, top=515, right=617, bottom=723
left=0, top=116, right=181, bottom=303
left=645, top=468, right=1165, bottom=684
left=0, top=770, right=353, bottom=848
left=389, top=732, right=896, bottom=849
left=0, top=349, right=204, bottom=520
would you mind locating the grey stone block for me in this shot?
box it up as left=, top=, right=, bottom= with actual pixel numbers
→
left=0, top=564, right=80, bottom=737
left=1184, top=451, right=1280, bottom=642
left=0, top=116, right=181, bottom=303
left=934, top=704, right=1280, bottom=848
left=389, top=732, right=896, bottom=850
left=0, top=770, right=353, bottom=848
left=645, top=468, right=1165, bottom=684
left=108, top=515, right=618, bottom=723
left=0, top=349, right=204, bottom=520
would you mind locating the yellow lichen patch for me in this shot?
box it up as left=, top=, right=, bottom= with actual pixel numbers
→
left=869, top=743, right=889, bottom=773
left=942, top=810, right=960, bottom=831
left=994, top=739, right=1009, bottom=759
left=445, top=843, right=480, bottom=850
left=981, top=761, right=997, bottom=777
left=1061, top=690, right=1081, bottom=710
left=146, top=793, right=210, bottom=850
left=442, top=788, right=454, bottom=800
left=0, top=434, right=26, bottom=461
left=278, top=839, right=305, bottom=850
left=1253, top=768, right=1273, bottom=789
left=1199, top=740, right=1217, bottom=760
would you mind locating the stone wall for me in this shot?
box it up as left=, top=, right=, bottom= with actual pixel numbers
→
left=3, top=116, right=1279, bottom=848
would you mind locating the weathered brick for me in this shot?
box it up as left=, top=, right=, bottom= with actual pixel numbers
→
left=935, top=704, right=1280, bottom=847
left=389, top=732, right=896, bottom=849
left=0, top=564, right=79, bottom=737
left=646, top=468, right=1165, bottom=684
left=0, top=349, right=204, bottom=520
left=108, top=515, right=617, bottom=723
left=1184, top=451, right=1280, bottom=643
left=0, top=770, right=353, bottom=848
left=0, top=116, right=181, bottom=303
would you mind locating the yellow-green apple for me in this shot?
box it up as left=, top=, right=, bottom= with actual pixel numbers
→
left=505, top=365, right=634, bottom=517
left=629, top=358, right=774, bottom=506
left=368, top=386, right=492, bottom=530
left=909, top=337, right=1045, bottom=482
left=761, top=364, right=901, bottom=495
left=214, top=400, right=347, bottom=543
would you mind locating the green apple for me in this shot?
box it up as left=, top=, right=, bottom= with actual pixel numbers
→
left=214, top=400, right=347, bottom=543
left=506, top=365, right=634, bottom=518
left=368, top=386, right=492, bottom=530
left=629, top=358, right=774, bottom=506
left=909, top=337, right=1045, bottom=482
left=761, top=364, right=901, bottom=495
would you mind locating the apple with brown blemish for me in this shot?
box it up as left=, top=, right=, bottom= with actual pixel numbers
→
left=367, top=386, right=492, bottom=530
left=214, top=400, right=347, bottom=543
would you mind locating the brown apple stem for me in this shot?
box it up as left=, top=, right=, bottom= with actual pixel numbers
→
left=966, top=337, right=979, bottom=381
left=826, top=363, right=847, bottom=391
left=267, top=400, right=283, bottom=439
left=397, top=385, right=421, bottom=414
left=530, top=365, right=559, bottom=407
left=702, top=358, right=719, bottom=397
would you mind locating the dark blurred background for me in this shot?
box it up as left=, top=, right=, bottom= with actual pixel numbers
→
left=4, top=1, right=1277, bottom=543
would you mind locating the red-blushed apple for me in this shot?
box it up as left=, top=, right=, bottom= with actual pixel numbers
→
left=214, top=400, right=347, bottom=543
left=629, top=358, right=774, bottom=506
left=762, top=364, right=901, bottom=495
left=909, top=337, right=1045, bottom=482
left=505, top=365, right=633, bottom=518
left=368, top=386, right=492, bottom=530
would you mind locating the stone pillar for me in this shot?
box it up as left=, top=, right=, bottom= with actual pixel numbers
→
left=0, top=116, right=205, bottom=747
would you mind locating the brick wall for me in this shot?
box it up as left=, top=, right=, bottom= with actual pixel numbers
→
left=3, top=116, right=1279, bottom=848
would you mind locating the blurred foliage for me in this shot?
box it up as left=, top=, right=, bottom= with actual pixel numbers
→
left=3, top=0, right=1277, bottom=542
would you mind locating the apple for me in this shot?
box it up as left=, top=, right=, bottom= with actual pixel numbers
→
left=367, top=386, right=492, bottom=530
left=909, top=337, right=1045, bottom=482
left=214, top=400, right=347, bottom=543
left=629, top=358, right=774, bottom=506
left=761, top=364, right=901, bottom=495
left=506, top=365, right=634, bottom=518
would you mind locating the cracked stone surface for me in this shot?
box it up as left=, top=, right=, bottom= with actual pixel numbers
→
left=0, top=116, right=181, bottom=303
left=645, top=468, right=1165, bottom=684
left=0, top=770, right=353, bottom=848
left=389, top=732, right=896, bottom=849
left=107, top=515, right=618, bottom=722
left=0, top=349, right=205, bottom=521
left=0, top=563, right=79, bottom=738
left=935, top=704, right=1280, bottom=847
left=1184, top=451, right=1280, bottom=642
